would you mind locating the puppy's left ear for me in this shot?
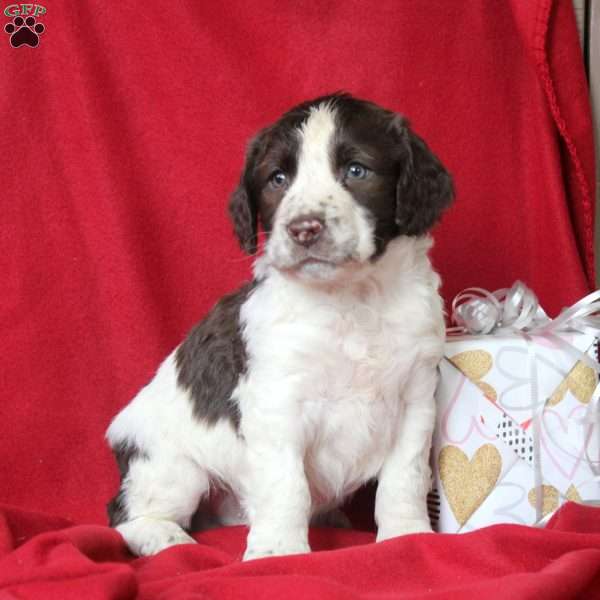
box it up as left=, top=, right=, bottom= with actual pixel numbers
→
left=395, top=120, right=454, bottom=235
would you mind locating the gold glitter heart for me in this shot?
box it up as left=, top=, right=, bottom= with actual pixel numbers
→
left=439, top=444, right=502, bottom=526
left=450, top=350, right=492, bottom=380
left=528, top=485, right=559, bottom=517
left=566, top=484, right=582, bottom=503
left=449, top=350, right=497, bottom=401
left=547, top=361, right=597, bottom=407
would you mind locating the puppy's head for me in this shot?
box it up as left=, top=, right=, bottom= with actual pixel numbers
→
left=229, top=94, right=453, bottom=282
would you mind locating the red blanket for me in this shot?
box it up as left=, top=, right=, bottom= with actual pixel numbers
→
left=1, top=502, right=600, bottom=599
left=1, top=0, right=597, bottom=598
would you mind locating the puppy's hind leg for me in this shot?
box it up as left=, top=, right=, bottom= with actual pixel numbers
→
left=108, top=446, right=210, bottom=556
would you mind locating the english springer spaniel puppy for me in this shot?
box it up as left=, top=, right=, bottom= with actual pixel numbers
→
left=106, top=93, right=454, bottom=561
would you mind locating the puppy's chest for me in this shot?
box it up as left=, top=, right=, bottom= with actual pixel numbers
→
left=240, top=280, right=422, bottom=498
left=250, top=289, right=410, bottom=390
left=298, top=303, right=412, bottom=497
left=308, top=305, right=406, bottom=403
left=243, top=282, right=415, bottom=444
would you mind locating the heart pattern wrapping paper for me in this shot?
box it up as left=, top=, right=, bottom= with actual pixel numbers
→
left=431, top=332, right=600, bottom=533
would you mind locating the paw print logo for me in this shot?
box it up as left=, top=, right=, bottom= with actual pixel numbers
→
left=4, top=16, right=45, bottom=48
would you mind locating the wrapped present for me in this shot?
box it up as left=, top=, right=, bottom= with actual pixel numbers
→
left=430, top=283, right=600, bottom=533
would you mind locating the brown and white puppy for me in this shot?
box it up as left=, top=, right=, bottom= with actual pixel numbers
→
left=107, top=93, right=453, bottom=560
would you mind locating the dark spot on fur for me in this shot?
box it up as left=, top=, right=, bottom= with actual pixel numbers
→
left=229, top=185, right=257, bottom=254
left=175, top=281, right=257, bottom=429
left=107, top=441, right=148, bottom=526
left=107, top=489, right=128, bottom=527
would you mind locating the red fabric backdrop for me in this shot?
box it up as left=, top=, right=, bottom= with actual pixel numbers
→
left=1, top=0, right=598, bottom=598
left=1, top=502, right=600, bottom=600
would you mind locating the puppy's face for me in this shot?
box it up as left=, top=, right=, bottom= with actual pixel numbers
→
left=229, top=95, right=453, bottom=282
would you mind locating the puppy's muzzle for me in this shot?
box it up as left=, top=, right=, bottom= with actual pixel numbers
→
left=287, top=215, right=325, bottom=247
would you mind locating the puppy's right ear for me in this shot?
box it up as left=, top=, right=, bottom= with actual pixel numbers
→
left=228, top=128, right=271, bottom=255
left=229, top=180, right=257, bottom=255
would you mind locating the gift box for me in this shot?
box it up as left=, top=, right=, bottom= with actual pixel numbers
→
left=429, top=284, right=600, bottom=533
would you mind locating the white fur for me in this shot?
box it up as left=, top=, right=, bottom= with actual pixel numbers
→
left=107, top=104, right=445, bottom=560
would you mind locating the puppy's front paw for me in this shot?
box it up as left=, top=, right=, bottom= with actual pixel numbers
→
left=117, top=518, right=197, bottom=556
left=376, top=518, right=433, bottom=542
left=243, top=539, right=311, bottom=561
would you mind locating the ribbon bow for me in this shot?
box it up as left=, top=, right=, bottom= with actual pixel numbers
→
left=450, top=281, right=600, bottom=338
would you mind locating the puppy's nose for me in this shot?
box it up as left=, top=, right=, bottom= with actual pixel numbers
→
left=287, top=216, right=325, bottom=247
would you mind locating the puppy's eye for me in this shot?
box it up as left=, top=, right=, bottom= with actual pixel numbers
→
left=269, top=169, right=288, bottom=188
left=345, top=163, right=370, bottom=180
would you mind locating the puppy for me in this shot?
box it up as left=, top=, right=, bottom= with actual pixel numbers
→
left=106, top=93, right=454, bottom=560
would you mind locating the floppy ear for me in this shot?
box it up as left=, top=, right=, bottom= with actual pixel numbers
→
left=395, top=121, right=454, bottom=236
left=228, top=129, right=270, bottom=255
left=228, top=180, right=257, bottom=255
